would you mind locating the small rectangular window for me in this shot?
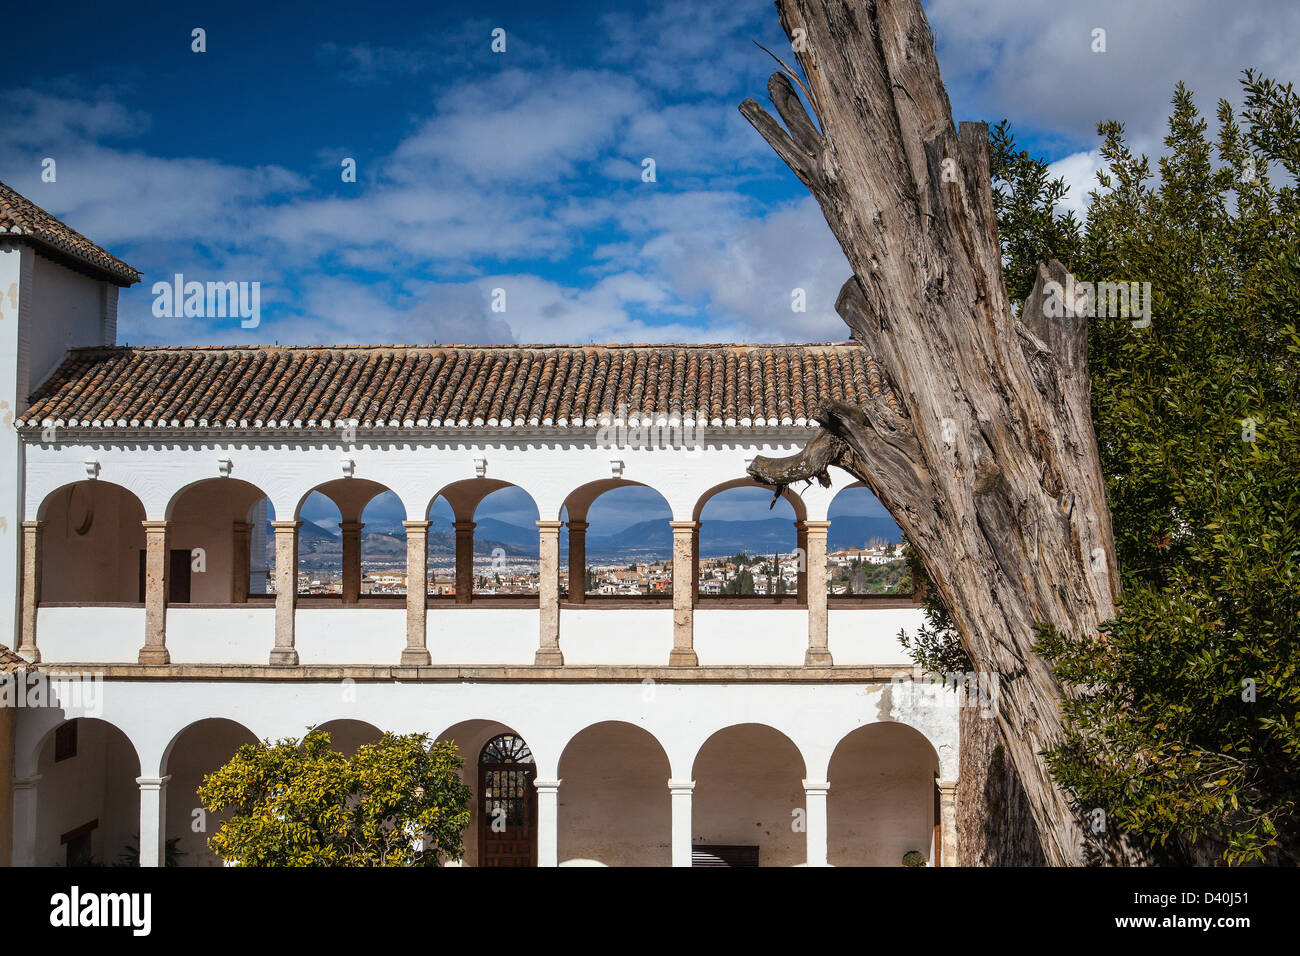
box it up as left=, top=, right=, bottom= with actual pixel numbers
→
left=54, top=721, right=78, bottom=762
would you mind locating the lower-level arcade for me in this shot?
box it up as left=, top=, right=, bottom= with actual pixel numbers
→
left=13, top=675, right=960, bottom=867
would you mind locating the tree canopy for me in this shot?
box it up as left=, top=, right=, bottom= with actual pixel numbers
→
left=198, top=728, right=472, bottom=867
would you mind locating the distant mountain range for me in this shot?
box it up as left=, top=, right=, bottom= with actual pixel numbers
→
left=280, top=514, right=901, bottom=567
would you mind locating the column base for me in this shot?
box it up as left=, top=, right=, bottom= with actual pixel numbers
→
left=137, top=646, right=170, bottom=665
left=534, top=649, right=564, bottom=666
left=804, top=648, right=834, bottom=666
left=400, top=647, right=431, bottom=666
left=16, top=644, right=40, bottom=664
left=668, top=648, right=698, bottom=666
left=269, top=648, right=299, bottom=666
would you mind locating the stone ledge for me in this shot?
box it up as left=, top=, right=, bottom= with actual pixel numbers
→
left=32, top=663, right=918, bottom=683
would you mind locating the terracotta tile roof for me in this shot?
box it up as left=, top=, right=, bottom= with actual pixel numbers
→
left=0, top=180, right=141, bottom=285
left=0, top=644, right=26, bottom=673
left=19, top=343, right=897, bottom=431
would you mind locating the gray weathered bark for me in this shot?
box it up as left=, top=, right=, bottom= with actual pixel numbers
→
left=741, top=0, right=1129, bottom=865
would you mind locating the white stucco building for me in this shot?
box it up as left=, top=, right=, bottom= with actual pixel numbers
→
left=1, top=181, right=960, bottom=868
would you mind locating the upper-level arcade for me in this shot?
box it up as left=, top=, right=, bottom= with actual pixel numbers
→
left=15, top=343, right=923, bottom=671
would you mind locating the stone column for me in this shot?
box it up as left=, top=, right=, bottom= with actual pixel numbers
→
left=453, top=519, right=476, bottom=604
left=804, top=520, right=832, bottom=666
left=690, top=524, right=700, bottom=608
left=231, top=521, right=252, bottom=603
left=566, top=519, right=589, bottom=603
left=803, top=779, right=830, bottom=866
left=534, top=778, right=561, bottom=867
left=535, top=520, right=564, bottom=665
left=401, top=520, right=431, bottom=665
left=138, top=520, right=171, bottom=665
left=669, top=521, right=698, bottom=665
left=136, top=775, right=171, bottom=867
left=340, top=520, right=364, bottom=603
left=796, top=520, right=809, bottom=604
left=270, top=520, right=300, bottom=665
left=938, top=779, right=958, bottom=866
left=669, top=779, right=695, bottom=867
left=18, top=520, right=43, bottom=663
left=11, top=775, right=40, bottom=866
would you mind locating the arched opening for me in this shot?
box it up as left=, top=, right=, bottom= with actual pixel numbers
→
left=557, top=721, right=670, bottom=866
left=427, top=480, right=540, bottom=603
left=162, top=718, right=258, bottom=866
left=35, top=718, right=140, bottom=866
left=435, top=719, right=537, bottom=867
left=826, top=483, right=909, bottom=597
left=312, top=719, right=383, bottom=756
left=165, top=478, right=276, bottom=603
left=828, top=722, right=940, bottom=866
left=561, top=481, right=673, bottom=603
left=477, top=734, right=537, bottom=867
left=295, top=478, right=399, bottom=604
left=37, top=481, right=146, bottom=603
left=693, top=480, right=805, bottom=604
left=691, top=723, right=806, bottom=867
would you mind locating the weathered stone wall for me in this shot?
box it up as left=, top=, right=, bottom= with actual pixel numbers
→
left=957, top=706, right=1045, bottom=866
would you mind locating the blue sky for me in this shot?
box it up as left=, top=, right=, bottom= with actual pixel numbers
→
left=4, top=0, right=1294, bottom=350
left=6, top=0, right=1295, bottom=533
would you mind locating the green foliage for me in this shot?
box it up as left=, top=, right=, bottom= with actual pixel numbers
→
left=197, top=728, right=472, bottom=867
left=902, top=74, right=1299, bottom=864
left=1042, top=74, right=1300, bottom=865
left=902, top=849, right=928, bottom=867
left=990, top=119, right=1084, bottom=303
left=117, top=835, right=186, bottom=868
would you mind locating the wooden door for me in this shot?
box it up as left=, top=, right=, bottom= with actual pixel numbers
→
left=478, top=734, right=537, bottom=867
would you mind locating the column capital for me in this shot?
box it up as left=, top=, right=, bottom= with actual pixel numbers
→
left=232, top=520, right=253, bottom=533
left=13, top=774, right=42, bottom=788
left=937, top=779, right=958, bottom=794
left=802, top=520, right=832, bottom=532
left=453, top=519, right=477, bottom=532
left=402, top=520, right=431, bottom=531
left=667, top=779, right=695, bottom=793
left=802, top=780, right=831, bottom=794
left=270, top=520, right=303, bottom=531
left=668, top=520, right=698, bottom=531
left=339, top=520, right=365, bottom=533
left=135, top=775, right=172, bottom=790
left=141, top=519, right=169, bottom=532
left=21, top=519, right=44, bottom=531
left=566, top=519, right=590, bottom=532
left=533, top=778, right=562, bottom=793
left=535, top=520, right=564, bottom=531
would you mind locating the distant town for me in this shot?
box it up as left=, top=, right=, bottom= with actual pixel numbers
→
left=273, top=541, right=910, bottom=597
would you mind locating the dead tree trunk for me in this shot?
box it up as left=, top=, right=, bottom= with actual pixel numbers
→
left=741, top=0, right=1129, bottom=865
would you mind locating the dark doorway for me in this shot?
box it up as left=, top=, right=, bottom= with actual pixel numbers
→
left=138, top=549, right=193, bottom=603
left=477, top=734, right=537, bottom=867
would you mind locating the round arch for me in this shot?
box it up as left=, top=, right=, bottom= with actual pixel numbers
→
left=691, top=478, right=807, bottom=523
left=36, top=480, right=146, bottom=603
left=312, top=718, right=384, bottom=756
left=691, top=722, right=807, bottom=867
left=556, top=720, right=671, bottom=866
left=435, top=719, right=538, bottom=867
left=827, top=721, right=940, bottom=866
left=427, top=481, right=541, bottom=600
left=161, top=717, right=259, bottom=867
left=560, top=481, right=673, bottom=601
left=35, top=717, right=141, bottom=866
left=164, top=477, right=276, bottom=603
